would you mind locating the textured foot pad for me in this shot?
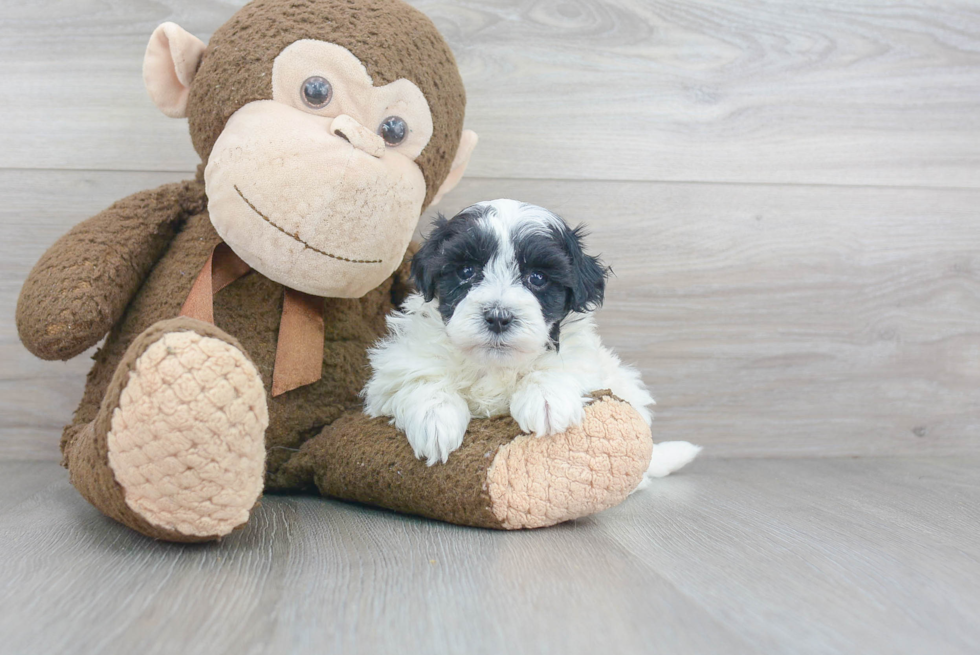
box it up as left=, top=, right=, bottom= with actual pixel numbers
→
left=106, top=330, right=268, bottom=538
left=486, top=396, right=653, bottom=529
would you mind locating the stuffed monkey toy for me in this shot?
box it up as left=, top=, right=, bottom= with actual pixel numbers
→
left=15, top=0, right=653, bottom=542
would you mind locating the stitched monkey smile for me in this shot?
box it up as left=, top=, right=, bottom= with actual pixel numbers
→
left=234, top=185, right=382, bottom=264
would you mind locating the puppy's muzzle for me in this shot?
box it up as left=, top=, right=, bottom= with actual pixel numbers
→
left=483, top=307, right=514, bottom=334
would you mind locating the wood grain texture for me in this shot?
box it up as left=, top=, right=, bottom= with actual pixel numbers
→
left=4, top=170, right=978, bottom=460
left=1, top=0, right=979, bottom=187
left=1, top=458, right=977, bottom=655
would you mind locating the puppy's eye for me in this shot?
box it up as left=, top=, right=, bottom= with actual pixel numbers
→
left=302, top=76, right=333, bottom=109
left=379, top=116, right=408, bottom=146
left=459, top=265, right=477, bottom=281
left=526, top=271, right=549, bottom=289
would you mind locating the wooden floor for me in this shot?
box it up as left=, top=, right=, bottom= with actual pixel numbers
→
left=2, top=458, right=978, bottom=655
left=2, top=0, right=979, bottom=653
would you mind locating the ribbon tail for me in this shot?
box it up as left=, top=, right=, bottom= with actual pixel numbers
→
left=272, top=288, right=326, bottom=397
left=179, top=247, right=216, bottom=323
left=180, top=242, right=251, bottom=324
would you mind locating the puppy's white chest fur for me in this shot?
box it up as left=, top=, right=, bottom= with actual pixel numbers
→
left=365, top=294, right=526, bottom=421
left=363, top=293, right=654, bottom=463
left=465, top=370, right=522, bottom=417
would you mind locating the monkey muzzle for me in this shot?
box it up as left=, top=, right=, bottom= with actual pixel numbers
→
left=204, top=101, right=427, bottom=298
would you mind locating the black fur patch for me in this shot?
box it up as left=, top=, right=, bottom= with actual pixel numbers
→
left=513, top=217, right=609, bottom=348
left=556, top=223, right=608, bottom=314
left=411, top=206, right=498, bottom=321
left=412, top=204, right=610, bottom=349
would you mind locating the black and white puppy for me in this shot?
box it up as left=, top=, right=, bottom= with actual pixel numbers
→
left=363, top=200, right=699, bottom=484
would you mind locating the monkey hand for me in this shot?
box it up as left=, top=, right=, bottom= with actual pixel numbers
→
left=16, top=181, right=204, bottom=361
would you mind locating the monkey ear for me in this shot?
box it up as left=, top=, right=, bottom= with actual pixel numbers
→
left=143, top=22, right=207, bottom=118
left=430, top=130, right=479, bottom=208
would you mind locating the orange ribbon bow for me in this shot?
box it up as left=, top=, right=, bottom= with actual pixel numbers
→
left=179, top=242, right=325, bottom=397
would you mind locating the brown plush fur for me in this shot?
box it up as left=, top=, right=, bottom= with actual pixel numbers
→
left=299, top=411, right=520, bottom=528
left=188, top=0, right=466, bottom=209
left=15, top=181, right=206, bottom=361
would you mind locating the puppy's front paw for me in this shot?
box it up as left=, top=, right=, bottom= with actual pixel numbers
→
left=402, top=395, right=471, bottom=465
left=510, top=382, right=586, bottom=437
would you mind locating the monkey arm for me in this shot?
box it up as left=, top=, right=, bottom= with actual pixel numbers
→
left=16, top=180, right=206, bottom=361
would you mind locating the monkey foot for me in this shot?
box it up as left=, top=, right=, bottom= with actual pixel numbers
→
left=63, top=317, right=270, bottom=541
left=106, top=320, right=268, bottom=538
left=485, top=394, right=653, bottom=529
left=301, top=392, right=652, bottom=530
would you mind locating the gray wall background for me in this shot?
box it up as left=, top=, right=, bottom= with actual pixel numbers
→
left=2, top=0, right=978, bottom=460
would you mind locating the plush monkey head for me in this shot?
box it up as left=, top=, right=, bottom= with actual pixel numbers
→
left=143, top=0, right=478, bottom=298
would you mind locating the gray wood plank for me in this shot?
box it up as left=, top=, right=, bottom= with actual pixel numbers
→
left=0, top=461, right=753, bottom=655
left=0, top=458, right=977, bottom=654
left=3, top=170, right=978, bottom=460
left=605, top=457, right=980, bottom=655
left=1, top=0, right=979, bottom=187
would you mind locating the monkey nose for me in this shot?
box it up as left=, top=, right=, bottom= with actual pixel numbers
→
left=329, top=114, right=385, bottom=158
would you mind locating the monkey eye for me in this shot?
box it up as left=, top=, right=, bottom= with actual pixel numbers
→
left=525, top=271, right=549, bottom=290
left=301, top=76, right=333, bottom=109
left=458, top=264, right=478, bottom=281
left=379, top=116, right=408, bottom=146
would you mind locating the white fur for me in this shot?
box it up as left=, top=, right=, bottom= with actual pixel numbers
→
left=362, top=199, right=699, bottom=488
left=365, top=297, right=652, bottom=448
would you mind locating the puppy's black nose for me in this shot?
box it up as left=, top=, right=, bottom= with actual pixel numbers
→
left=483, top=307, right=514, bottom=334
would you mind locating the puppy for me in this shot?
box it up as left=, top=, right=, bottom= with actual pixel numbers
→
left=363, top=200, right=699, bottom=485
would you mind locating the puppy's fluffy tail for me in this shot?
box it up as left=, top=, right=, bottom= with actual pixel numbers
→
left=632, top=441, right=702, bottom=493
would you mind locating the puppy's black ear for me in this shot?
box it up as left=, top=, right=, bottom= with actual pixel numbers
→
left=562, top=224, right=610, bottom=313
left=412, top=206, right=486, bottom=301
left=410, top=214, right=451, bottom=302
